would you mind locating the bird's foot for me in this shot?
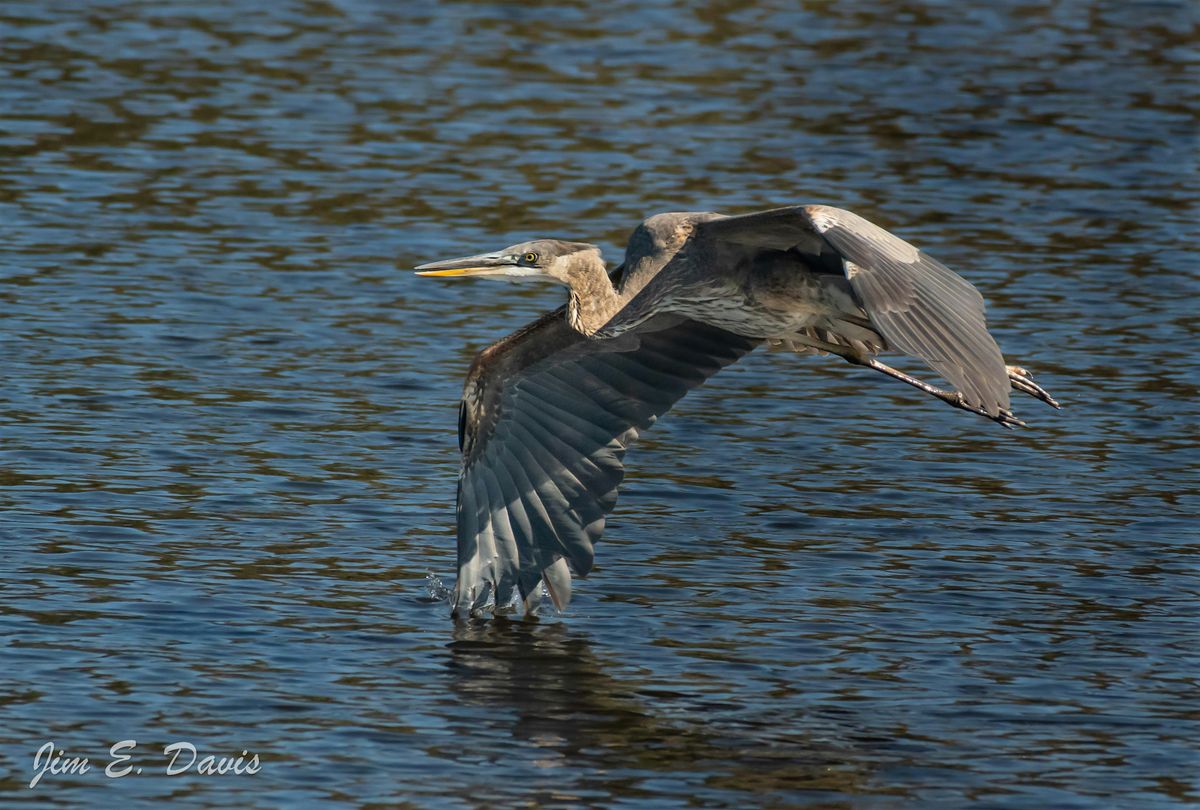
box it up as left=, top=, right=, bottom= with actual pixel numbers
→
left=950, top=393, right=1027, bottom=430
left=1006, top=365, right=1061, bottom=409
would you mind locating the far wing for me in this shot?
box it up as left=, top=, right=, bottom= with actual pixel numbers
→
left=697, top=205, right=1010, bottom=416
left=452, top=311, right=757, bottom=616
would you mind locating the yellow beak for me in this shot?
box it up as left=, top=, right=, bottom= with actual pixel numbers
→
left=414, top=267, right=493, bottom=277
left=413, top=250, right=516, bottom=278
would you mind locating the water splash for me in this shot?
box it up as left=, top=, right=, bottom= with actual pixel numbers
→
left=423, top=573, right=451, bottom=604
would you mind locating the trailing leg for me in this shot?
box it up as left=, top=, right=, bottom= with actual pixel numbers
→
left=855, top=357, right=1026, bottom=428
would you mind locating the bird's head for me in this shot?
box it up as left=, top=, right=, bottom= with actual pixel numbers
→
left=415, top=239, right=601, bottom=286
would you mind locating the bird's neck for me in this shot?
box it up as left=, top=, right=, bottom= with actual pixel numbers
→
left=564, top=252, right=627, bottom=337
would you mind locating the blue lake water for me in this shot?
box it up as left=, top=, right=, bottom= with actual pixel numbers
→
left=1, top=0, right=1197, bottom=807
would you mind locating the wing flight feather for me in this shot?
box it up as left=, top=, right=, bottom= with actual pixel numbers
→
left=697, top=205, right=1010, bottom=415
left=451, top=310, right=757, bottom=615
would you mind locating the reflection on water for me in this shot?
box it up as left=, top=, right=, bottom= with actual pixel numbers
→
left=446, top=620, right=872, bottom=804
left=1, top=0, right=1197, bottom=806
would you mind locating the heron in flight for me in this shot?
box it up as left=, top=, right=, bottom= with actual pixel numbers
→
left=416, top=205, right=1060, bottom=617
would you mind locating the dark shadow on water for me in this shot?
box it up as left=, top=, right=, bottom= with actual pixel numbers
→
left=444, top=619, right=878, bottom=803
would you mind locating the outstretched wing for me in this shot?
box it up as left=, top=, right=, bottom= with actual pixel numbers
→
left=452, top=309, right=758, bottom=616
left=697, top=205, right=1010, bottom=416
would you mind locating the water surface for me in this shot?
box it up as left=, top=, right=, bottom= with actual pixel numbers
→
left=1, top=0, right=1197, bottom=807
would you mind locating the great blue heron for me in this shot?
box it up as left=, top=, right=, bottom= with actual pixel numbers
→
left=416, top=205, right=1060, bottom=617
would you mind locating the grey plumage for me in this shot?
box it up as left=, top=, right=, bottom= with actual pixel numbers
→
left=416, top=205, right=1060, bottom=617
left=699, top=206, right=1010, bottom=415
left=453, top=309, right=756, bottom=613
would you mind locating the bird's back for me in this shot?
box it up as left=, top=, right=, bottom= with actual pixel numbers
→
left=617, top=211, right=724, bottom=300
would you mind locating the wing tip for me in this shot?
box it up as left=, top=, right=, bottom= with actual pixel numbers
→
left=450, top=558, right=578, bottom=618
left=541, top=557, right=573, bottom=611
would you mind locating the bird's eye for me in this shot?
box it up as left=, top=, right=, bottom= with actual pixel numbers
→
left=522, top=252, right=539, bottom=264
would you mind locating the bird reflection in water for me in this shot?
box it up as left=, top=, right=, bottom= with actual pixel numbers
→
left=443, top=620, right=874, bottom=801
